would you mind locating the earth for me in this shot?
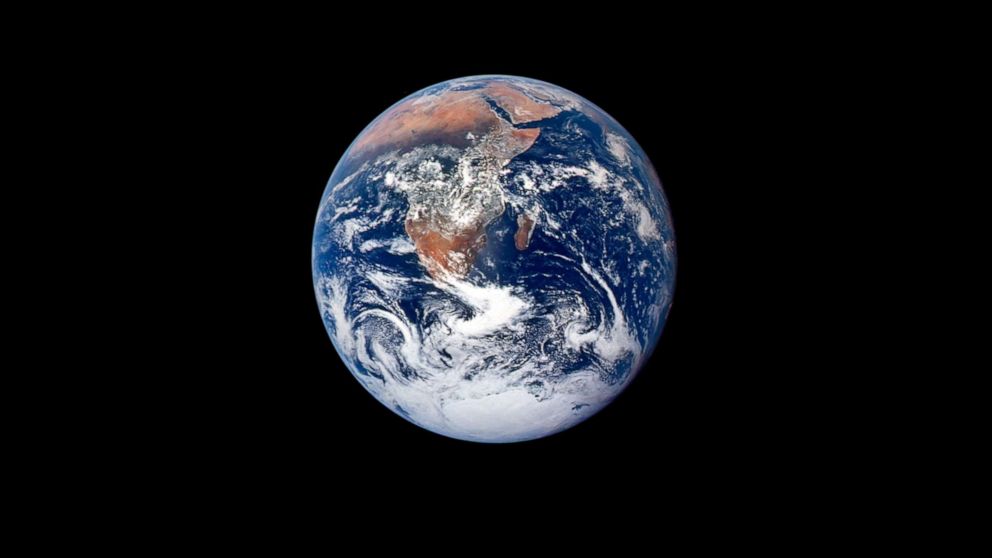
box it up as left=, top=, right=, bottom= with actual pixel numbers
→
left=313, top=75, right=675, bottom=443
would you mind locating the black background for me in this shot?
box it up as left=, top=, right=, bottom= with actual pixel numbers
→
left=15, top=5, right=935, bottom=529
left=25, top=7, right=943, bottom=530
left=150, top=36, right=837, bottom=492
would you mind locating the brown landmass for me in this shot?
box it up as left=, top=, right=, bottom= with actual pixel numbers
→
left=514, top=214, right=536, bottom=250
left=499, top=127, right=541, bottom=159
left=351, top=90, right=498, bottom=159
left=352, top=82, right=562, bottom=277
left=484, top=83, right=561, bottom=124
left=405, top=217, right=487, bottom=277
left=400, top=123, right=542, bottom=278
left=350, top=83, right=556, bottom=160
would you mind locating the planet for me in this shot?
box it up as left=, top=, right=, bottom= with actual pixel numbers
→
left=313, top=75, right=675, bottom=443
